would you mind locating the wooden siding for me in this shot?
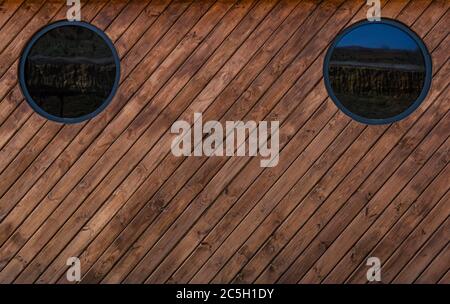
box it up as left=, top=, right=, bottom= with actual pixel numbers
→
left=0, top=0, right=448, bottom=284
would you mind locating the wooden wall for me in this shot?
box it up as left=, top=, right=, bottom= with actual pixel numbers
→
left=0, top=0, right=448, bottom=283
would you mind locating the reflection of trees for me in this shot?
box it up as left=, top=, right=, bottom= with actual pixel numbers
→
left=24, top=25, right=117, bottom=118
left=25, top=60, right=116, bottom=118
left=329, top=65, right=425, bottom=119
left=26, top=60, right=115, bottom=95
left=328, top=46, right=426, bottom=118
left=329, top=65, right=424, bottom=97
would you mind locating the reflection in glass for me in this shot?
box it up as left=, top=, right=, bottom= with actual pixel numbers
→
left=327, top=22, right=426, bottom=120
left=24, top=25, right=117, bottom=119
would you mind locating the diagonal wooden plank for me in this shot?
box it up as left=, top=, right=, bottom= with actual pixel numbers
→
left=0, top=0, right=66, bottom=144
left=414, top=242, right=449, bottom=283
left=0, top=0, right=115, bottom=176
left=248, top=1, right=448, bottom=284
left=400, top=219, right=449, bottom=283
left=344, top=176, right=450, bottom=283
left=0, top=0, right=173, bottom=252
left=300, top=136, right=450, bottom=283
left=0, top=0, right=108, bottom=127
left=59, top=0, right=283, bottom=284
left=138, top=0, right=345, bottom=284
left=187, top=0, right=405, bottom=284
left=0, top=0, right=446, bottom=284
left=290, top=1, right=445, bottom=284
left=38, top=0, right=260, bottom=284
left=97, top=0, right=358, bottom=284
left=65, top=0, right=298, bottom=284
left=125, top=0, right=330, bottom=284
left=0, top=0, right=25, bottom=31
left=0, top=0, right=222, bottom=283
left=19, top=0, right=249, bottom=284
left=41, top=0, right=268, bottom=284
left=148, top=0, right=418, bottom=284
left=0, top=0, right=181, bottom=249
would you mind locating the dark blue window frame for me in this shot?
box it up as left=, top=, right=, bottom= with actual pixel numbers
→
left=19, top=20, right=121, bottom=124
left=323, top=18, right=432, bottom=125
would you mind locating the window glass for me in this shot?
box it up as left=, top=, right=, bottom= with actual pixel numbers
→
left=324, top=20, right=432, bottom=124
left=20, top=21, right=120, bottom=123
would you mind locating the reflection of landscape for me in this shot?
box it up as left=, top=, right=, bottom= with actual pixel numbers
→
left=328, top=24, right=426, bottom=120
left=25, top=26, right=116, bottom=119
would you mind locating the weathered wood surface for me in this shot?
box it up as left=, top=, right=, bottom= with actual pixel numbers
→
left=0, top=0, right=448, bottom=284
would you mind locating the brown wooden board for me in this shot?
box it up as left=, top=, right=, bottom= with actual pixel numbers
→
left=0, top=0, right=448, bottom=284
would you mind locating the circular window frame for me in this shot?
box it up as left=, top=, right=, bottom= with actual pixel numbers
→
left=323, top=18, right=432, bottom=125
left=19, top=20, right=121, bottom=124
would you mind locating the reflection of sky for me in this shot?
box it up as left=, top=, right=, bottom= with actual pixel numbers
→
left=337, top=23, right=419, bottom=50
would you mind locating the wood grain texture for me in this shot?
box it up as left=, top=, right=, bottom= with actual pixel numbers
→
left=0, top=0, right=448, bottom=284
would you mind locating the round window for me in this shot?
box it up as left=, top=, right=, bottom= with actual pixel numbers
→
left=323, top=19, right=432, bottom=125
left=19, top=21, right=120, bottom=124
